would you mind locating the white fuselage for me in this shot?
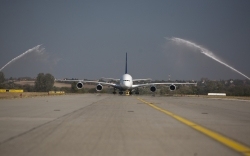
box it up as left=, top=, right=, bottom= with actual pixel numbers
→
left=120, top=74, right=133, bottom=90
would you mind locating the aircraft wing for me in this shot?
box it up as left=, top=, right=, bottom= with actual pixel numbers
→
left=96, top=82, right=125, bottom=90
left=133, top=78, right=152, bottom=82
left=55, top=79, right=99, bottom=83
left=132, top=82, right=197, bottom=88
left=56, top=79, right=126, bottom=90
left=101, top=77, right=120, bottom=81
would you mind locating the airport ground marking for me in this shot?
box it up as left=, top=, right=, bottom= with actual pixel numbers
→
left=137, top=97, right=250, bottom=156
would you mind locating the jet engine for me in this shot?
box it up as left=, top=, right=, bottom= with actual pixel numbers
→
left=150, top=86, right=157, bottom=92
left=96, top=84, right=103, bottom=91
left=169, top=84, right=176, bottom=91
left=76, top=82, right=84, bottom=89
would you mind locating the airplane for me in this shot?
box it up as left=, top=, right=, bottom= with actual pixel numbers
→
left=56, top=53, right=197, bottom=95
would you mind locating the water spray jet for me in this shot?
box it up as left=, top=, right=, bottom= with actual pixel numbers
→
left=0, top=45, right=44, bottom=72
left=167, top=37, right=250, bottom=80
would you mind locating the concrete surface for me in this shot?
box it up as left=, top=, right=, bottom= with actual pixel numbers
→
left=0, top=94, right=249, bottom=156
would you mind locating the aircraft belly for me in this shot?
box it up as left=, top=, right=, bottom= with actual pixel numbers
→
left=120, top=83, right=131, bottom=90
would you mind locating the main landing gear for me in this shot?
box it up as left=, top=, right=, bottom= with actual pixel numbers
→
left=112, top=89, right=124, bottom=95
left=113, top=88, right=117, bottom=94
left=118, top=90, right=129, bottom=95
left=113, top=89, right=139, bottom=95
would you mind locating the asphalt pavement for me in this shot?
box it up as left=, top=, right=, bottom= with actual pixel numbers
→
left=0, top=94, right=249, bottom=156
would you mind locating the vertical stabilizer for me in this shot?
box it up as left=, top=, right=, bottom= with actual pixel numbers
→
left=125, top=53, right=128, bottom=74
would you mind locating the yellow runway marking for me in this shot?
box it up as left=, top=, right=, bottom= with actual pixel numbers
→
left=137, top=97, right=250, bottom=156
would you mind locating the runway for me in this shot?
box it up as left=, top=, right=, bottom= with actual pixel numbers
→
left=0, top=94, right=249, bottom=156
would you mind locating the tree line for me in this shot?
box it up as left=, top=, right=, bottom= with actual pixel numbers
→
left=0, top=72, right=54, bottom=92
left=1, top=72, right=250, bottom=96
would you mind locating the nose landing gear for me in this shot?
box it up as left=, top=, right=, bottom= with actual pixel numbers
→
left=115, top=90, right=135, bottom=95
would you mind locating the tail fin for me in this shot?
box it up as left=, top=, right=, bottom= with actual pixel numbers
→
left=125, top=53, right=128, bottom=74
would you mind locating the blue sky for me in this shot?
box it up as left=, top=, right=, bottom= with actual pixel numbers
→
left=1, top=0, right=250, bottom=80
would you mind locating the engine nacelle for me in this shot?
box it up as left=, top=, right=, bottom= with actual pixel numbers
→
left=169, top=84, right=176, bottom=91
left=76, top=82, right=84, bottom=89
left=150, top=86, right=157, bottom=92
left=96, top=84, right=103, bottom=91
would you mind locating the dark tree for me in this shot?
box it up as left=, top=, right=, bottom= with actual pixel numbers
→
left=35, top=73, right=55, bottom=92
left=0, top=72, right=5, bottom=84
left=44, top=73, right=55, bottom=91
